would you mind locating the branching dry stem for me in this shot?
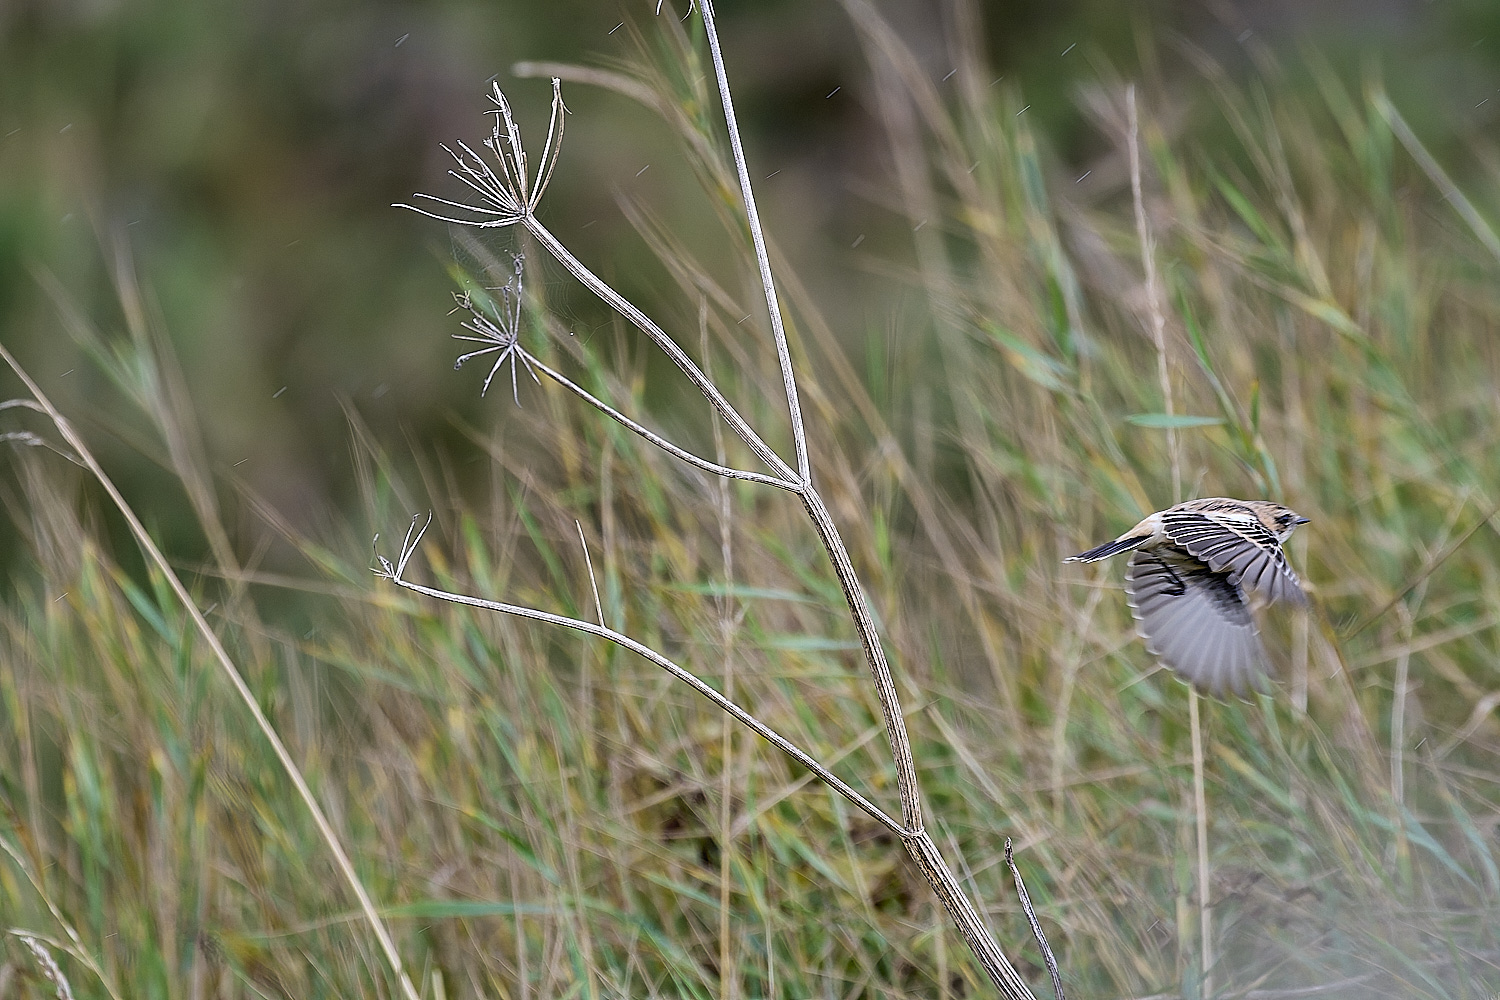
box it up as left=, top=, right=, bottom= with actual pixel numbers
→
left=390, top=4, right=1045, bottom=996
left=376, top=515, right=901, bottom=835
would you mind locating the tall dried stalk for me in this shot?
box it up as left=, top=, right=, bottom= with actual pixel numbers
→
left=387, top=3, right=1042, bottom=997
left=1128, top=84, right=1211, bottom=997
left=0, top=341, right=423, bottom=1000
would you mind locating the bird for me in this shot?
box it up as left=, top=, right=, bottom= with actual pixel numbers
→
left=1065, top=497, right=1311, bottom=697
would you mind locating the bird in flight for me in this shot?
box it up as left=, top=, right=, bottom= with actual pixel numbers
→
left=1066, top=497, right=1311, bottom=697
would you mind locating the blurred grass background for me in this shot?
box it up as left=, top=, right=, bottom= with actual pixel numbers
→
left=5, top=0, right=1500, bottom=997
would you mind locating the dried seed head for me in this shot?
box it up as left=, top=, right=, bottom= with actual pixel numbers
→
left=395, top=78, right=567, bottom=229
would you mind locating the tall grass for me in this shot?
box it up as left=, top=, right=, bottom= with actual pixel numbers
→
left=4, top=6, right=1500, bottom=999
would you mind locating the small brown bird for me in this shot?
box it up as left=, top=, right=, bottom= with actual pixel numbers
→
left=1066, top=498, right=1311, bottom=696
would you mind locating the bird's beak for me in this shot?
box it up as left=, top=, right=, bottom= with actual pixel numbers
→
left=1295, top=517, right=1311, bottom=525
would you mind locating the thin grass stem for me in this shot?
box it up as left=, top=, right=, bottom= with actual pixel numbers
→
left=0, top=343, right=424, bottom=1000
left=1128, top=85, right=1179, bottom=502
left=1189, top=688, right=1212, bottom=998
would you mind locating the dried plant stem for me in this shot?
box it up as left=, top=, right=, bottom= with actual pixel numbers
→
left=1375, top=93, right=1500, bottom=266
left=905, top=834, right=1037, bottom=999
left=1127, top=85, right=1178, bottom=501
left=392, top=3, right=1043, bottom=994
left=1391, top=602, right=1413, bottom=809
left=523, top=352, right=796, bottom=491
left=1189, top=688, right=1212, bottom=996
left=385, top=520, right=1019, bottom=995
left=798, top=489, right=920, bottom=819
left=380, top=524, right=902, bottom=835
left=695, top=12, right=1031, bottom=989
left=0, top=839, right=119, bottom=1000
left=547, top=34, right=1034, bottom=985
left=699, top=0, right=809, bottom=482
left=502, top=221, right=1036, bottom=996
left=1006, top=839, right=1066, bottom=1000
left=0, top=343, right=422, bottom=1000
left=706, top=300, right=741, bottom=1000
left=803, top=489, right=1039, bottom=997
left=524, top=220, right=794, bottom=483
left=1130, top=84, right=1208, bottom=995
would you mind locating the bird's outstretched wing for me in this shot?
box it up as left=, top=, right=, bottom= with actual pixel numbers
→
left=1161, top=507, right=1306, bottom=607
left=1125, top=544, right=1270, bottom=697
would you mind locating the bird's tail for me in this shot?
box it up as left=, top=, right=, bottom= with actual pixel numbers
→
left=1065, top=534, right=1150, bottom=563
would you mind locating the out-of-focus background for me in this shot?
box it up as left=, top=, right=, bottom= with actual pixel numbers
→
left=6, top=1, right=1500, bottom=998
left=2, top=0, right=1494, bottom=540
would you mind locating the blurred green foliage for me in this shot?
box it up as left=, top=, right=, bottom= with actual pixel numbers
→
left=5, top=1, right=1500, bottom=998
left=3, top=0, right=1497, bottom=560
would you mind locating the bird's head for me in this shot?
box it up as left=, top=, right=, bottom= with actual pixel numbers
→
left=1254, top=502, right=1311, bottom=543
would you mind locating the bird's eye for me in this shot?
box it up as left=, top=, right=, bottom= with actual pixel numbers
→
left=1276, top=513, right=1294, bottom=527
